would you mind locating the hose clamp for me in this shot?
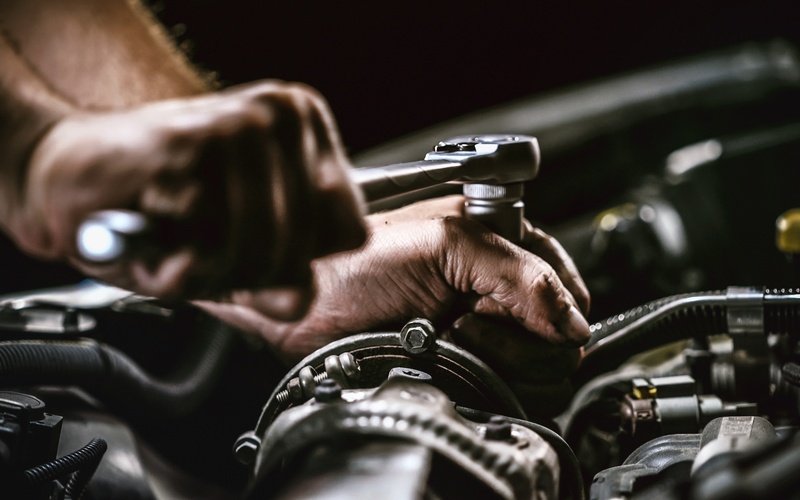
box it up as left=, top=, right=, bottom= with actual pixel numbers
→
left=725, top=286, right=764, bottom=335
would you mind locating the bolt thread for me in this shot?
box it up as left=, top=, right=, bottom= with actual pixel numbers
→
left=274, top=353, right=360, bottom=405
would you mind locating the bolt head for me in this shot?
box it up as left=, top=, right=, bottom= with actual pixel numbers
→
left=400, top=318, right=436, bottom=354
left=314, top=378, right=342, bottom=403
left=406, top=327, right=428, bottom=348
left=484, top=416, right=512, bottom=441
left=234, top=437, right=260, bottom=464
left=286, top=378, right=304, bottom=402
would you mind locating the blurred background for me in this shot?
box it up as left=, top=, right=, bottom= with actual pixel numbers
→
left=152, top=0, right=800, bottom=154
left=154, top=0, right=800, bottom=319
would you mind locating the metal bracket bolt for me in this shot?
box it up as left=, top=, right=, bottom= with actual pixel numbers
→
left=399, top=318, right=436, bottom=354
left=314, top=378, right=343, bottom=403
left=232, top=431, right=261, bottom=465
left=483, top=415, right=513, bottom=441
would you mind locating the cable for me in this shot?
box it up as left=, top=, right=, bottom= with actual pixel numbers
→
left=0, top=311, right=237, bottom=420
left=22, top=437, right=107, bottom=500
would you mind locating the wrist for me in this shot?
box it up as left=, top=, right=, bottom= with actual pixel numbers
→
left=0, top=31, right=75, bottom=250
left=0, top=110, right=73, bottom=258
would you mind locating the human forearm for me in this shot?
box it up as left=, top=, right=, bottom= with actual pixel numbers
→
left=0, top=31, right=73, bottom=242
left=0, top=0, right=208, bottom=109
left=0, top=0, right=366, bottom=315
left=0, top=0, right=211, bottom=249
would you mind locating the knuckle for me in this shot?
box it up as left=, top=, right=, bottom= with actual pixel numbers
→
left=260, top=81, right=320, bottom=115
left=531, top=268, right=571, bottom=313
left=439, top=216, right=485, bottom=242
left=438, top=216, right=477, bottom=252
left=227, top=97, right=274, bottom=134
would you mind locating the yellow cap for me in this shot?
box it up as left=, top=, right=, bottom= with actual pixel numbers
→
left=776, top=209, right=800, bottom=253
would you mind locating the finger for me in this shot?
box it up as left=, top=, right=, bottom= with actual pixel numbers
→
left=229, top=286, right=316, bottom=322
left=523, top=221, right=591, bottom=316
left=193, top=294, right=321, bottom=361
left=445, top=218, right=591, bottom=345
left=68, top=247, right=198, bottom=300
left=284, top=84, right=368, bottom=256
left=128, top=248, right=196, bottom=299
left=262, top=82, right=367, bottom=258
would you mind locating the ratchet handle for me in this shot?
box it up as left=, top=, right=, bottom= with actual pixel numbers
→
left=75, top=135, right=539, bottom=263
left=76, top=210, right=150, bottom=263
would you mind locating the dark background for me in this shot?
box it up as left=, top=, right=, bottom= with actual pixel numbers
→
left=153, top=0, right=800, bottom=154
left=3, top=0, right=800, bottom=293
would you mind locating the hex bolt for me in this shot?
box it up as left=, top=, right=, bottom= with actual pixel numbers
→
left=483, top=415, right=512, bottom=441
left=399, top=318, right=436, bottom=354
left=233, top=432, right=261, bottom=465
left=314, top=378, right=343, bottom=403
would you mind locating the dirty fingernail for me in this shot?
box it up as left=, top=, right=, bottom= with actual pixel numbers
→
left=558, top=305, right=590, bottom=345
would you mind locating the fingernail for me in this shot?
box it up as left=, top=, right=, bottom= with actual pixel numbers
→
left=558, top=305, right=590, bottom=345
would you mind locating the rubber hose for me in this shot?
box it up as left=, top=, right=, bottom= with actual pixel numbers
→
left=23, top=438, right=107, bottom=493
left=764, top=287, right=800, bottom=333
left=574, top=289, right=800, bottom=388
left=63, top=438, right=107, bottom=500
left=781, top=362, right=800, bottom=388
left=0, top=312, right=237, bottom=420
left=586, top=290, right=726, bottom=346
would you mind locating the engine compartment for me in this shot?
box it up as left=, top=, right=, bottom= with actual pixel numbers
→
left=1, top=41, right=799, bottom=499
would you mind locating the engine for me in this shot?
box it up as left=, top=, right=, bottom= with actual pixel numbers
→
left=1, top=41, right=799, bottom=499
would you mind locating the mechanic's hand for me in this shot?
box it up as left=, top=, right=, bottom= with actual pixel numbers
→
left=10, top=81, right=366, bottom=319
left=197, top=195, right=590, bottom=362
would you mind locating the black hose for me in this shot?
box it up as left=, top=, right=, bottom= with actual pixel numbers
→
left=456, top=406, right=585, bottom=500
left=0, top=311, right=237, bottom=420
left=586, top=290, right=727, bottom=346
left=781, top=362, right=800, bottom=388
left=23, top=437, right=107, bottom=500
left=574, top=288, right=800, bottom=388
left=63, top=439, right=107, bottom=500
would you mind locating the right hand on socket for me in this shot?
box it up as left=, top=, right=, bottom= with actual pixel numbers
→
left=9, top=81, right=367, bottom=319
left=198, top=196, right=591, bottom=362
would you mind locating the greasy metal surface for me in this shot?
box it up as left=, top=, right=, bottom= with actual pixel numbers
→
left=250, top=333, right=526, bottom=441
left=252, top=379, right=558, bottom=500
left=274, top=442, right=433, bottom=500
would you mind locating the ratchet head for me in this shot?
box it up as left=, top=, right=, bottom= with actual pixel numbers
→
left=424, top=135, right=540, bottom=184
left=424, top=135, right=539, bottom=244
